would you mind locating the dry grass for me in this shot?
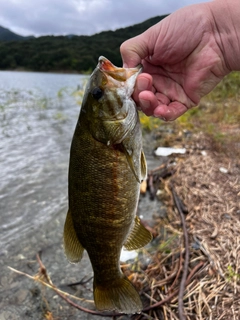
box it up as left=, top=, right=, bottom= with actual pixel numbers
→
left=8, top=111, right=240, bottom=320
left=9, top=138, right=240, bottom=319
left=124, top=133, right=240, bottom=320
left=168, top=151, right=240, bottom=319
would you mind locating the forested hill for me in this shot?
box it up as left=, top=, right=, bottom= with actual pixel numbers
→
left=0, top=26, right=25, bottom=41
left=0, top=15, right=167, bottom=73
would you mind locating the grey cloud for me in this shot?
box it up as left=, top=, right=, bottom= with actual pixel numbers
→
left=0, top=0, right=210, bottom=37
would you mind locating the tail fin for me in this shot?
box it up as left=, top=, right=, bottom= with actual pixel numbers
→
left=94, top=276, right=142, bottom=314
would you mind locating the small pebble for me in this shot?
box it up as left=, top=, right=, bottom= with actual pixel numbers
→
left=219, top=167, right=228, bottom=173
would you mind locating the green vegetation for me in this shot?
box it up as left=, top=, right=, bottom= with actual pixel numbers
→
left=140, top=72, right=240, bottom=157
left=139, top=112, right=162, bottom=132
left=226, top=265, right=240, bottom=282
left=0, top=25, right=27, bottom=41
left=177, top=72, right=240, bottom=125
left=177, top=72, right=240, bottom=155
left=0, top=16, right=167, bottom=73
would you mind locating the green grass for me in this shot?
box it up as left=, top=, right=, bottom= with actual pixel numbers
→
left=178, top=72, right=240, bottom=156
left=178, top=72, right=240, bottom=126
left=140, top=72, right=240, bottom=156
left=207, top=71, right=240, bottom=101
left=226, top=265, right=240, bottom=283
left=139, top=112, right=162, bottom=132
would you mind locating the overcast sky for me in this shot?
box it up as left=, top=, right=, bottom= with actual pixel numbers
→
left=0, top=0, right=210, bottom=37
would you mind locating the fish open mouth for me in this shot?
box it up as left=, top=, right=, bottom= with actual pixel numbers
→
left=98, top=56, right=142, bottom=82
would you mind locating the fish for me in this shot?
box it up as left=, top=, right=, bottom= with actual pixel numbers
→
left=63, top=56, right=152, bottom=314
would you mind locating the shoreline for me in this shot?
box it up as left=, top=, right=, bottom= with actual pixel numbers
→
left=1, top=123, right=239, bottom=319
left=0, top=69, right=91, bottom=75
left=0, top=207, right=106, bottom=320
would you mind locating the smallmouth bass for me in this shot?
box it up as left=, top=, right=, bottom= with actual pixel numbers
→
left=63, top=56, right=152, bottom=314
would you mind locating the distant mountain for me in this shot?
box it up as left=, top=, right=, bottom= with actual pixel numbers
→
left=0, top=15, right=168, bottom=72
left=0, top=25, right=34, bottom=41
left=0, top=26, right=22, bottom=41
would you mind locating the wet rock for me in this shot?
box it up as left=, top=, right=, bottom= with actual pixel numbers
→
left=15, top=289, right=29, bottom=304
left=152, top=205, right=167, bottom=219
left=0, top=307, right=21, bottom=320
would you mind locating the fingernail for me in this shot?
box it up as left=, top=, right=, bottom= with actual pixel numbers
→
left=137, top=77, right=150, bottom=91
left=152, top=113, right=166, bottom=120
left=159, top=116, right=167, bottom=121
left=153, top=107, right=167, bottom=121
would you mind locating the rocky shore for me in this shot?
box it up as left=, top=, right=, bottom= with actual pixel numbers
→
left=0, top=181, right=163, bottom=320
left=1, top=126, right=239, bottom=320
left=0, top=206, right=105, bottom=320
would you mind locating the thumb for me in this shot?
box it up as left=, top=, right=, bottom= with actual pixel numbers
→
left=120, top=33, right=151, bottom=68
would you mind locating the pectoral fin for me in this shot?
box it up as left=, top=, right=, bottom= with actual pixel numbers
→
left=141, top=150, right=147, bottom=181
left=124, top=216, right=152, bottom=251
left=122, top=144, right=147, bottom=184
left=121, top=144, right=141, bottom=183
left=63, top=209, right=84, bottom=263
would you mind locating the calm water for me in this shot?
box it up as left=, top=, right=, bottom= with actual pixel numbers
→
left=0, top=71, right=87, bottom=250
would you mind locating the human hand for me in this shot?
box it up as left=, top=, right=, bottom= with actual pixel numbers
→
left=121, top=1, right=239, bottom=120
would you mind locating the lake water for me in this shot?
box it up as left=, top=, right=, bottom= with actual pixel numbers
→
left=0, top=71, right=87, bottom=250
left=0, top=71, right=162, bottom=253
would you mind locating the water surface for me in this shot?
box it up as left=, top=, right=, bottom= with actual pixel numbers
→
left=0, top=71, right=86, bottom=249
left=0, top=71, right=162, bottom=252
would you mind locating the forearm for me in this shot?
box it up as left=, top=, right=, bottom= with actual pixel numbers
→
left=208, top=0, right=240, bottom=71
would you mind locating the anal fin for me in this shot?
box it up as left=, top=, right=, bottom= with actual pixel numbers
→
left=124, top=216, right=152, bottom=251
left=63, top=209, right=84, bottom=263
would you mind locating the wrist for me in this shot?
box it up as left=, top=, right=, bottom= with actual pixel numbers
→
left=208, top=0, right=240, bottom=71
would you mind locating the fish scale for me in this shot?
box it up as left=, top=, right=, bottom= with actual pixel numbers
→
left=63, top=56, right=152, bottom=314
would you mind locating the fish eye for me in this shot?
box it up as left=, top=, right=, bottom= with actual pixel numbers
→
left=92, top=87, right=103, bottom=100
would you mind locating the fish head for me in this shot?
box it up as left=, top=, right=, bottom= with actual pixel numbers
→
left=81, top=56, right=142, bottom=145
